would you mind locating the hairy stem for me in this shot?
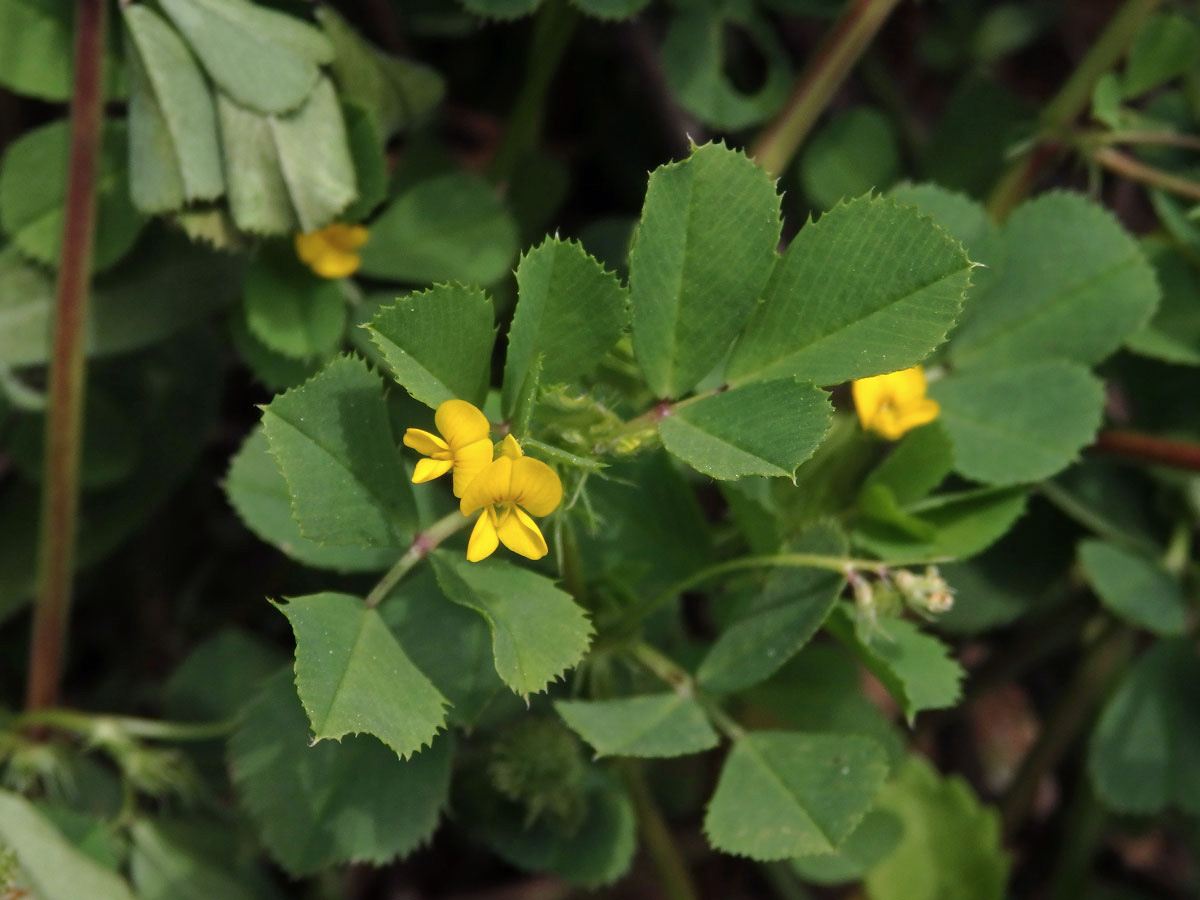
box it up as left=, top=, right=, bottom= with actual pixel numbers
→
left=750, top=0, right=902, bottom=177
left=25, top=0, right=107, bottom=712
left=365, top=511, right=469, bottom=608
left=618, top=760, right=701, bottom=900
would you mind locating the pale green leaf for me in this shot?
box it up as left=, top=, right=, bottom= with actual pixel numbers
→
left=359, top=174, right=518, bottom=284
left=726, top=195, right=971, bottom=386
left=0, top=789, right=136, bottom=900
left=279, top=592, right=447, bottom=757
left=555, top=694, right=719, bottom=758
left=660, top=379, right=831, bottom=480
left=801, top=107, right=900, bottom=211
left=1123, top=12, right=1200, bottom=98
left=158, top=0, right=331, bottom=115
left=123, top=4, right=223, bottom=212
left=865, top=756, right=1008, bottom=900
left=244, top=249, right=346, bottom=359
left=366, top=283, right=495, bottom=408
left=629, top=141, right=782, bottom=398
left=0, top=119, right=145, bottom=271
left=949, top=192, right=1158, bottom=368
left=431, top=552, right=593, bottom=697
left=790, top=809, right=903, bottom=885
left=704, top=731, right=890, bottom=860
left=1079, top=540, right=1187, bottom=636
left=502, top=238, right=628, bottom=416
left=229, top=670, right=452, bottom=875
left=260, top=355, right=416, bottom=547
left=930, top=360, right=1105, bottom=486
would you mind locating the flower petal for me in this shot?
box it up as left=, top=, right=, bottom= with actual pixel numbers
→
left=413, top=457, right=453, bottom=483
left=324, top=223, right=369, bottom=251
left=498, top=434, right=523, bottom=460
left=466, top=512, right=500, bottom=562
left=436, top=399, right=490, bottom=449
left=497, top=506, right=549, bottom=560
left=892, top=397, right=940, bottom=436
left=403, top=428, right=448, bottom=456
left=461, top=456, right=513, bottom=515
left=309, top=249, right=360, bottom=279
left=452, top=438, right=495, bottom=498
left=509, top=457, right=562, bottom=517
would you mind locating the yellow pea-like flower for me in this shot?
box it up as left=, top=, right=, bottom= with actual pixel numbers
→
left=460, top=435, right=563, bottom=563
left=403, top=399, right=495, bottom=498
left=294, top=223, right=369, bottom=279
left=851, top=366, right=940, bottom=441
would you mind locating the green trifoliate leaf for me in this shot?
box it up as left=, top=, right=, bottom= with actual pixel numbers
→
left=555, top=694, right=719, bottom=758
left=726, top=195, right=971, bottom=387
left=158, top=0, right=331, bottom=115
left=243, top=249, right=346, bottom=360
left=826, top=606, right=963, bottom=724
left=0, top=790, right=136, bottom=900
left=260, top=355, right=417, bottom=547
left=949, top=192, right=1158, bottom=369
left=431, top=552, right=593, bottom=698
left=366, top=284, right=495, bottom=409
left=629, top=141, right=782, bottom=399
left=1122, top=12, right=1200, bottom=98
left=659, top=379, right=832, bottom=480
left=705, top=731, right=890, bottom=860
left=229, top=670, right=452, bottom=875
left=229, top=310, right=324, bottom=392
left=123, top=5, right=223, bottom=213
left=278, top=592, right=447, bottom=757
left=1089, top=640, right=1200, bottom=817
left=1078, top=540, right=1187, bottom=636
left=801, top=107, right=900, bottom=211
left=864, top=755, right=1008, bottom=900
left=502, top=238, right=629, bottom=417
left=0, top=119, right=145, bottom=272
left=359, top=174, right=518, bottom=284
left=790, top=809, right=903, bottom=886
left=930, top=360, right=1105, bottom=486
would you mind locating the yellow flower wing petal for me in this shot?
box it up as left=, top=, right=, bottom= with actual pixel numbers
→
left=412, top=457, right=453, bottom=483
left=498, top=434, right=523, bottom=459
left=436, top=399, right=491, bottom=449
left=889, top=366, right=930, bottom=403
left=452, top=438, right=496, bottom=498
left=510, top=457, right=562, bottom=517
left=311, top=250, right=360, bottom=279
left=294, top=232, right=321, bottom=266
left=325, top=223, right=369, bottom=251
left=497, top=506, right=549, bottom=560
left=461, top=456, right=513, bottom=515
left=466, top=512, right=500, bottom=562
left=892, top=397, right=940, bottom=436
left=851, top=373, right=890, bottom=431
left=403, top=428, right=448, bottom=455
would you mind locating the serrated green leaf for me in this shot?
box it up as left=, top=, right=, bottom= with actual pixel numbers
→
left=698, top=522, right=846, bottom=693
left=1089, top=640, right=1200, bottom=817
left=0, top=790, right=136, bottom=900
left=1123, top=12, right=1200, bottom=98
left=705, top=731, right=889, bottom=860
left=229, top=669, right=452, bottom=875
left=502, top=238, right=629, bottom=416
left=130, top=819, right=260, bottom=900
left=726, top=195, right=971, bottom=387
left=555, top=694, right=719, bottom=758
left=123, top=5, right=223, bottom=213
left=158, top=0, right=331, bottom=115
left=826, top=606, right=963, bottom=723
left=431, top=551, right=593, bottom=697
left=864, top=755, right=1008, bottom=900
left=949, top=192, right=1158, bottom=368
left=278, top=592, right=447, bottom=757
left=366, top=284, right=495, bottom=408
left=801, top=107, right=900, bottom=211
left=1126, top=238, right=1200, bottom=366
left=661, top=1, right=791, bottom=130
left=359, top=174, right=518, bottom=284
left=0, top=119, right=145, bottom=271
left=244, top=248, right=346, bottom=359
left=260, top=355, right=416, bottom=547
left=629, top=142, right=782, bottom=398
left=791, top=809, right=903, bottom=886
left=930, top=360, right=1104, bottom=486
left=660, top=378, right=831, bottom=480
left=1079, top=540, right=1187, bottom=636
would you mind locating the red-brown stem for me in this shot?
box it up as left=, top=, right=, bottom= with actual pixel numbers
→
left=25, top=0, right=107, bottom=711
left=1092, top=429, right=1200, bottom=472
left=1092, top=146, right=1200, bottom=202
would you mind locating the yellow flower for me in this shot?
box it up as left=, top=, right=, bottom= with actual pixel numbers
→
left=461, top=435, right=563, bottom=562
left=852, top=366, right=940, bottom=441
left=403, top=399, right=495, bottom=497
left=294, top=223, right=369, bottom=279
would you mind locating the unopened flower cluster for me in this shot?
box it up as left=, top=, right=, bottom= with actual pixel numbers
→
left=405, top=400, right=563, bottom=563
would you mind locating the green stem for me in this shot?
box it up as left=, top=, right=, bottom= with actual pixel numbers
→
left=488, top=0, right=578, bottom=184
left=1047, top=780, right=1108, bottom=900
left=16, top=708, right=236, bottom=742
left=630, top=642, right=745, bottom=740
left=1095, top=129, right=1200, bottom=151
left=25, top=0, right=107, bottom=712
left=749, top=0, right=902, bottom=177
left=986, top=0, right=1163, bottom=220
left=618, top=760, right=700, bottom=900
left=1092, top=146, right=1200, bottom=201
left=365, top=511, right=468, bottom=608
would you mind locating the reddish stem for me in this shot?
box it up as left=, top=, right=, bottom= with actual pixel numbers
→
left=1091, top=429, right=1200, bottom=472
